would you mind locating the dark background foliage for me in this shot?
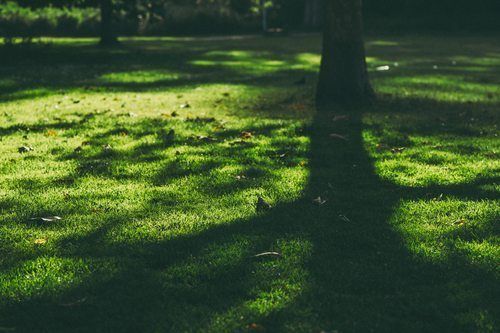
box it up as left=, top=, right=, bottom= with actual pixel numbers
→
left=1, top=0, right=500, bottom=38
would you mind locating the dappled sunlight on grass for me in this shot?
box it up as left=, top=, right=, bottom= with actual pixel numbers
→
left=99, top=70, right=182, bottom=84
left=0, top=34, right=498, bottom=331
left=0, top=256, right=119, bottom=301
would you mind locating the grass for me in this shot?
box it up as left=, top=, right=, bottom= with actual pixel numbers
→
left=0, top=34, right=498, bottom=332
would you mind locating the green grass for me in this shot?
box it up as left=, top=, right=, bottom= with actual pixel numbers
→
left=0, top=34, right=499, bottom=332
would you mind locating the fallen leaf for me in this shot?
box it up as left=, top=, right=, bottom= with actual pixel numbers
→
left=180, top=103, right=190, bottom=109
left=240, top=131, right=253, bottom=139
left=60, top=297, right=87, bottom=307
left=196, top=135, right=217, bottom=143
left=376, top=65, right=390, bottom=71
left=313, top=196, right=327, bottom=206
left=433, top=193, right=444, bottom=201
left=253, top=252, right=281, bottom=258
left=247, top=323, right=265, bottom=331
left=391, top=147, right=405, bottom=154
left=256, top=196, right=272, bottom=211
left=18, top=146, right=33, bottom=153
left=30, top=216, right=62, bottom=223
left=45, top=130, right=58, bottom=137
left=332, top=115, right=349, bottom=122
left=329, top=133, right=348, bottom=141
left=376, top=143, right=390, bottom=151
left=338, top=214, right=351, bottom=222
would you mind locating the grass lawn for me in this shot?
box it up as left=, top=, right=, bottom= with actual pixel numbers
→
left=0, top=34, right=499, bottom=332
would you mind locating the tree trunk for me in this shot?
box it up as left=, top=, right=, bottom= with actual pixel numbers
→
left=316, top=0, right=373, bottom=105
left=100, top=0, right=118, bottom=46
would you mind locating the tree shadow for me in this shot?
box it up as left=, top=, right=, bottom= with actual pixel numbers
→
left=0, top=36, right=499, bottom=332
left=0, top=95, right=498, bottom=332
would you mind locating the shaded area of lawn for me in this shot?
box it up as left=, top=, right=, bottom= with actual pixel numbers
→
left=0, top=35, right=498, bottom=332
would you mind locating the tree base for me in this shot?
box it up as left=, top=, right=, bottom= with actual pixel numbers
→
left=316, top=88, right=375, bottom=108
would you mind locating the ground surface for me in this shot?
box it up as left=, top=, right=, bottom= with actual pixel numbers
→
left=0, top=34, right=499, bottom=332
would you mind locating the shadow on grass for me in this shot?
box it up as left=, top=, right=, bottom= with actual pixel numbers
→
left=1, top=35, right=500, bottom=105
left=0, top=36, right=499, bottom=332
left=0, top=96, right=498, bottom=332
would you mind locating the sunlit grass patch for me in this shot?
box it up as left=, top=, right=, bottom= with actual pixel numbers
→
left=99, top=70, right=182, bottom=84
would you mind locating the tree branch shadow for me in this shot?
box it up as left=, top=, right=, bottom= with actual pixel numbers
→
left=1, top=95, right=498, bottom=332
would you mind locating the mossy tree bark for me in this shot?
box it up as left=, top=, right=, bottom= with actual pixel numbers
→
left=100, top=0, right=118, bottom=46
left=316, top=0, right=373, bottom=105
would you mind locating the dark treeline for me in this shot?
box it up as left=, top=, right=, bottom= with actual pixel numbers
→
left=2, top=0, right=500, bottom=40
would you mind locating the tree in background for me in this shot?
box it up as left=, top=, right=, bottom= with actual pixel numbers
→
left=303, top=0, right=321, bottom=28
left=99, top=0, right=118, bottom=45
left=317, top=0, right=373, bottom=105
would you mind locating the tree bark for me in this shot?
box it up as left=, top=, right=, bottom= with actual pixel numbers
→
left=100, top=0, right=118, bottom=46
left=316, top=0, right=373, bottom=105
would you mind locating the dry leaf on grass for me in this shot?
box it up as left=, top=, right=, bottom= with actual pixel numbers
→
left=376, top=65, right=390, bottom=71
left=329, top=133, right=348, bottom=141
left=247, top=323, right=265, bottom=331
left=391, top=147, right=406, bottom=154
left=30, top=216, right=62, bottom=223
left=18, top=146, right=33, bottom=153
left=196, top=135, right=217, bottom=143
left=45, top=130, right=58, bottom=137
left=332, top=115, right=349, bottom=122
left=240, top=131, right=253, bottom=139
left=338, top=214, right=351, bottom=223
left=313, top=197, right=327, bottom=206
left=256, top=196, right=272, bottom=211
left=253, top=252, right=281, bottom=258
left=60, top=297, right=88, bottom=307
